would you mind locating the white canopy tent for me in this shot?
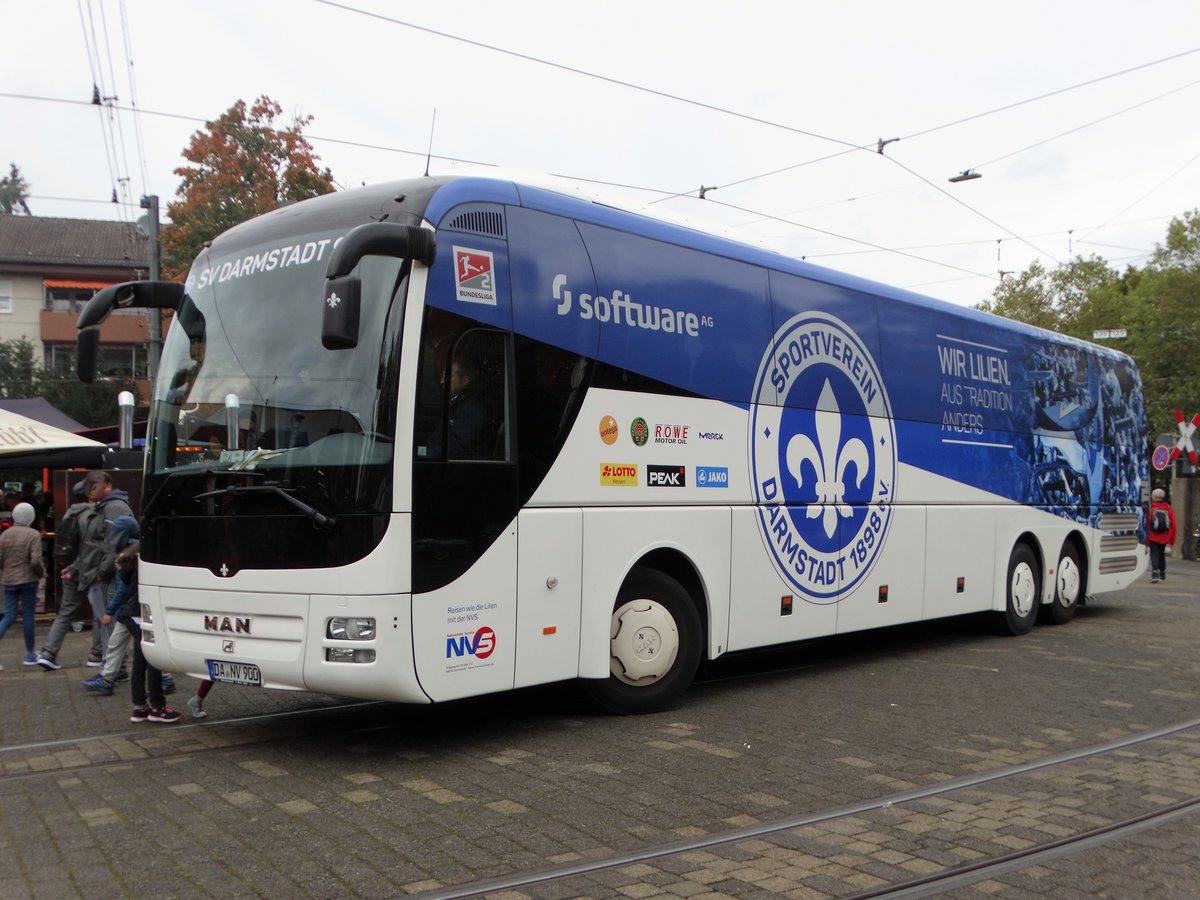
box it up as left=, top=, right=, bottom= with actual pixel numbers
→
left=0, top=407, right=108, bottom=469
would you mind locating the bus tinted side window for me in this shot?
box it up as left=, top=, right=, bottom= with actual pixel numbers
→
left=414, top=307, right=509, bottom=462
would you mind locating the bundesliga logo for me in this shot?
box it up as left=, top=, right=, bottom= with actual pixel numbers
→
left=749, top=312, right=896, bottom=603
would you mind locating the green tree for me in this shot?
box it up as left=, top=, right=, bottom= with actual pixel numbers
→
left=38, top=373, right=139, bottom=429
left=0, top=337, right=40, bottom=397
left=0, top=163, right=32, bottom=215
left=160, top=95, right=335, bottom=279
left=0, top=337, right=139, bottom=428
left=1122, top=210, right=1200, bottom=436
left=974, top=255, right=1117, bottom=335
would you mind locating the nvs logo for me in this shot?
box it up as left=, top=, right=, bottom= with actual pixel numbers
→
left=749, top=312, right=896, bottom=603
left=446, top=626, right=496, bottom=659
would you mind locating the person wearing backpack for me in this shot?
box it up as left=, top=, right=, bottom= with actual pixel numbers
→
left=36, top=481, right=93, bottom=670
left=1148, top=488, right=1177, bottom=583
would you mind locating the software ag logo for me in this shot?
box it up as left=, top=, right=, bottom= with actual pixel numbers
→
left=750, top=312, right=896, bottom=603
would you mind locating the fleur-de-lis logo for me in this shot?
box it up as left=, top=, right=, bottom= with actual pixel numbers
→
left=785, top=380, right=869, bottom=538
left=326, top=291, right=341, bottom=309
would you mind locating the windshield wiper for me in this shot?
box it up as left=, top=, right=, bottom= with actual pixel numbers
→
left=193, top=483, right=336, bottom=528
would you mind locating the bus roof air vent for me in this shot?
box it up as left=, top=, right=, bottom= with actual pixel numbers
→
left=443, top=204, right=506, bottom=239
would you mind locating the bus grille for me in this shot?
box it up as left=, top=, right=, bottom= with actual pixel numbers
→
left=1098, top=512, right=1141, bottom=574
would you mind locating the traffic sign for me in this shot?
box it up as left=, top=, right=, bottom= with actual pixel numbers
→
left=1170, top=410, right=1200, bottom=465
left=1152, top=444, right=1171, bottom=471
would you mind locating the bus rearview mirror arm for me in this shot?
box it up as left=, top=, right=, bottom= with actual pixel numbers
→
left=323, top=223, right=436, bottom=350
left=75, top=279, right=185, bottom=383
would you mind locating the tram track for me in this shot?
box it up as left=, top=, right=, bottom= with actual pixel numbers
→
left=413, top=715, right=1200, bottom=899
left=848, top=794, right=1200, bottom=898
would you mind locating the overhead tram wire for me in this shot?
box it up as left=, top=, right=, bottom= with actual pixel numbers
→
left=77, top=0, right=120, bottom=219
left=899, top=45, right=1200, bottom=143
left=310, top=0, right=864, bottom=152
left=701, top=197, right=999, bottom=284
left=1077, top=146, right=1200, bottom=243
left=307, top=0, right=1057, bottom=270
left=968, top=76, right=1200, bottom=173
left=118, top=0, right=152, bottom=193
left=658, top=45, right=1200, bottom=201
left=0, top=90, right=1049, bottom=287
left=97, top=0, right=135, bottom=207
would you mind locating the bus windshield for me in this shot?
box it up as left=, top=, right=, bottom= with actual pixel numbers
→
left=145, top=228, right=406, bottom=538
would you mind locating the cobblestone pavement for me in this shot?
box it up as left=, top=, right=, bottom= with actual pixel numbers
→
left=0, top=561, right=1198, bottom=898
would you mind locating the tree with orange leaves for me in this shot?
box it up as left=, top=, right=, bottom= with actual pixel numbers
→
left=160, top=95, right=335, bottom=279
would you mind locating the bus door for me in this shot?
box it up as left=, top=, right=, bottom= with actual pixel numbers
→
left=410, top=311, right=520, bottom=701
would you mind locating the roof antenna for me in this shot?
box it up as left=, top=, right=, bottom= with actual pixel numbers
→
left=423, top=108, right=437, bottom=177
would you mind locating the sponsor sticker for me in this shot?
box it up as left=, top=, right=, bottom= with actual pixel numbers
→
left=630, top=417, right=649, bottom=447
left=698, top=431, right=724, bottom=441
left=696, top=466, right=729, bottom=488
left=600, top=463, right=638, bottom=486
left=599, top=415, right=619, bottom=445
left=453, top=246, right=497, bottom=305
left=647, top=465, right=686, bottom=487
left=445, top=626, right=497, bottom=671
left=654, top=423, right=689, bottom=445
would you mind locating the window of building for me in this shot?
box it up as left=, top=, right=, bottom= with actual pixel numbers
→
left=45, top=288, right=95, bottom=313
left=46, top=342, right=146, bottom=378
left=0, top=280, right=12, bottom=314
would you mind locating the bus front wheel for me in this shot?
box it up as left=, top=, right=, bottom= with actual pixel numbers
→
left=584, top=568, right=702, bottom=715
left=999, top=543, right=1040, bottom=636
left=1043, top=541, right=1084, bottom=625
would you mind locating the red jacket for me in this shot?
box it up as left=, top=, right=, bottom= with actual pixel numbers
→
left=1148, top=501, right=1177, bottom=545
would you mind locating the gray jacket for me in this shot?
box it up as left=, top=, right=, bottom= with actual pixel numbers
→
left=70, top=489, right=134, bottom=590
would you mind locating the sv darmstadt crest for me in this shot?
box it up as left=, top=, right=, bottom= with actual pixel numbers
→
left=749, top=312, right=896, bottom=602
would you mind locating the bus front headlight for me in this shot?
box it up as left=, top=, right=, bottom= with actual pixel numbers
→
left=327, top=617, right=376, bottom=641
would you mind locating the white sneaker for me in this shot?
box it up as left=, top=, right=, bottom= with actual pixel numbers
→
left=187, top=695, right=207, bottom=719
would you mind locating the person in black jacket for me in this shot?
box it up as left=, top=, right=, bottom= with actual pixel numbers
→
left=37, top=481, right=91, bottom=670
left=64, top=471, right=133, bottom=667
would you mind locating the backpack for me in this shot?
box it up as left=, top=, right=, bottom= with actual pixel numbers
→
left=53, top=504, right=85, bottom=564
left=1151, top=507, right=1169, bottom=534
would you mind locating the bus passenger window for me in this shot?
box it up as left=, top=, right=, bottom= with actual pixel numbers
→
left=413, top=309, right=509, bottom=463
left=448, top=332, right=508, bottom=461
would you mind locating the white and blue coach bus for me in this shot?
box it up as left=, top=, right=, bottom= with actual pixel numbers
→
left=76, top=175, right=1147, bottom=713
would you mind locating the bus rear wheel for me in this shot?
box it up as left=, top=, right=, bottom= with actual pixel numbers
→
left=998, top=543, right=1040, bottom=636
left=1043, top=541, right=1084, bottom=625
left=584, top=567, right=702, bottom=715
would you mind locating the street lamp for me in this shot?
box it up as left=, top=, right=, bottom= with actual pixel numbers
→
left=948, top=170, right=982, bottom=183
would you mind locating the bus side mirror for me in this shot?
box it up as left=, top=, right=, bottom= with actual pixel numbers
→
left=322, top=276, right=362, bottom=350
left=322, top=223, right=435, bottom=351
left=77, top=327, right=101, bottom=384
left=77, top=280, right=185, bottom=328
left=75, top=280, right=185, bottom=383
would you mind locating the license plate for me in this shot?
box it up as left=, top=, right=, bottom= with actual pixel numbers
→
left=207, top=659, right=262, bottom=686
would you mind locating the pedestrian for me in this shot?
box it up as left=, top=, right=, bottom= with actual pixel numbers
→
left=65, top=471, right=132, bottom=668
left=1148, top=488, right=1177, bottom=583
left=188, top=679, right=215, bottom=719
left=104, top=517, right=178, bottom=723
left=36, top=480, right=91, bottom=670
left=82, top=516, right=139, bottom=696
left=0, top=502, right=46, bottom=669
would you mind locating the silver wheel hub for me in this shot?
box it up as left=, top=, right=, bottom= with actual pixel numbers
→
left=609, top=598, right=679, bottom=686
left=1057, top=556, right=1080, bottom=606
left=1011, top=561, right=1036, bottom=617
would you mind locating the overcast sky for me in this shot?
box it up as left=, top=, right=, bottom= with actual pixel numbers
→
left=4, top=0, right=1200, bottom=308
